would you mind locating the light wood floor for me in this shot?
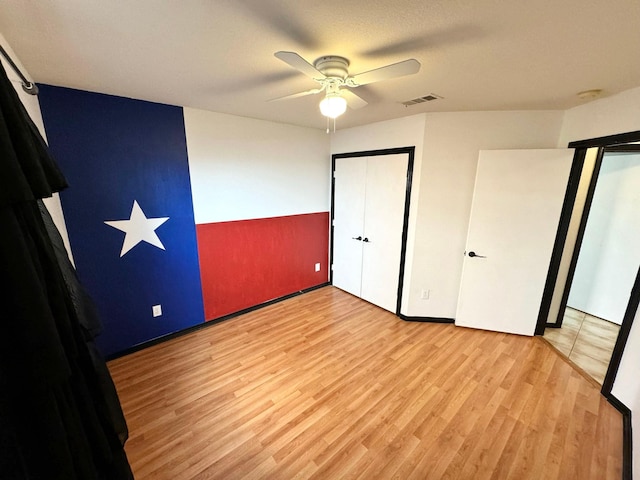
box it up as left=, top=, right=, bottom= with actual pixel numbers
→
left=108, top=287, right=622, bottom=480
left=544, top=308, right=620, bottom=384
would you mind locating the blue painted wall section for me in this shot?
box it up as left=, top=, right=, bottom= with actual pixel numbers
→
left=38, top=85, right=205, bottom=356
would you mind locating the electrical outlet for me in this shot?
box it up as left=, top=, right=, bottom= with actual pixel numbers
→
left=420, top=289, right=430, bottom=300
left=315, top=263, right=321, bottom=272
left=152, top=304, right=162, bottom=317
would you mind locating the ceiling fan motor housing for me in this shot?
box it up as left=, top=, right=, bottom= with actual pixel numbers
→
left=314, top=56, right=350, bottom=79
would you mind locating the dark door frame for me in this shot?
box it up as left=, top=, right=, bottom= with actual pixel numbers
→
left=550, top=144, right=640, bottom=328
left=532, top=130, right=640, bottom=480
left=535, top=130, right=640, bottom=336
left=330, top=146, right=415, bottom=316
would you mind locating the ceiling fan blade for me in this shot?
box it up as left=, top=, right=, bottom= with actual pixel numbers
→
left=351, top=59, right=421, bottom=86
left=268, top=87, right=324, bottom=102
left=274, top=51, right=325, bottom=80
left=342, top=89, right=368, bottom=109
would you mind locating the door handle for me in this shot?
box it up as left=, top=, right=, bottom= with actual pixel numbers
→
left=468, top=251, right=486, bottom=258
left=362, top=237, right=370, bottom=243
left=352, top=236, right=362, bottom=241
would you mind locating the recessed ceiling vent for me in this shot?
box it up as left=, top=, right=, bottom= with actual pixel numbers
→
left=402, top=93, right=442, bottom=106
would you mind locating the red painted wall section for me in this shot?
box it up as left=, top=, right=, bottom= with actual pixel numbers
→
left=196, top=212, right=330, bottom=320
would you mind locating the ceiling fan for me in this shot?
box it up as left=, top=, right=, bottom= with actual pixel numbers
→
left=271, top=51, right=421, bottom=119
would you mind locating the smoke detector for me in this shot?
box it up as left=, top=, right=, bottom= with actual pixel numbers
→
left=577, top=89, right=603, bottom=100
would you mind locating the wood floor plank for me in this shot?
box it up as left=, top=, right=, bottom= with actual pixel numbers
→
left=108, top=286, right=623, bottom=479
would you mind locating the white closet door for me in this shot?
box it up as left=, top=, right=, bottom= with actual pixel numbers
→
left=360, top=154, right=409, bottom=312
left=332, top=157, right=367, bottom=298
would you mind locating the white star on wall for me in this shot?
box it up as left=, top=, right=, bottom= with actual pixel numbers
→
left=105, top=200, right=169, bottom=257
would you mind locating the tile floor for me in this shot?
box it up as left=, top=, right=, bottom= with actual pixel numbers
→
left=544, top=307, right=620, bottom=384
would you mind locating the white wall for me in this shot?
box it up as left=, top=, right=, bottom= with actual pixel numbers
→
left=331, top=111, right=564, bottom=318
left=0, top=33, right=74, bottom=263
left=560, top=87, right=640, bottom=479
left=331, top=111, right=565, bottom=317
left=410, top=111, right=563, bottom=318
left=184, top=108, right=330, bottom=224
left=568, top=154, right=640, bottom=324
left=558, top=86, right=640, bottom=147
left=330, top=114, right=427, bottom=314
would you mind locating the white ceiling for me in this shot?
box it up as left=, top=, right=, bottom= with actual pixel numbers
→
left=1, top=0, right=639, bottom=130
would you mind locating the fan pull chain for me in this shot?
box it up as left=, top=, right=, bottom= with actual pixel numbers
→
left=324, top=117, right=338, bottom=134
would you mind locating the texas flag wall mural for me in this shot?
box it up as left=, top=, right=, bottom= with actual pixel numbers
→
left=38, top=86, right=330, bottom=358
left=38, top=86, right=205, bottom=356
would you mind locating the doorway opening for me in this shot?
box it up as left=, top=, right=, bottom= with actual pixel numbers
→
left=535, top=133, right=640, bottom=388
left=545, top=146, right=640, bottom=383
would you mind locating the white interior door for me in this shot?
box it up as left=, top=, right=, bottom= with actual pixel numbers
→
left=456, top=149, right=573, bottom=335
left=332, top=157, right=367, bottom=297
left=361, top=154, right=409, bottom=312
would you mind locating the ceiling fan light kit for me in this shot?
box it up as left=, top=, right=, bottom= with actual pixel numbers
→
left=272, top=51, right=421, bottom=125
left=319, top=93, right=347, bottom=118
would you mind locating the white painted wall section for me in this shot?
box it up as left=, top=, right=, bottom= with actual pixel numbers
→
left=0, top=32, right=74, bottom=264
left=331, top=111, right=564, bottom=318
left=411, top=111, right=563, bottom=318
left=184, top=108, right=330, bottom=224
left=558, top=86, right=640, bottom=147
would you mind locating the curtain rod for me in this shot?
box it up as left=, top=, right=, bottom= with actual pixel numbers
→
left=0, top=44, right=38, bottom=95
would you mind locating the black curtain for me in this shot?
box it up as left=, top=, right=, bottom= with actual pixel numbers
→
left=0, top=61, right=133, bottom=479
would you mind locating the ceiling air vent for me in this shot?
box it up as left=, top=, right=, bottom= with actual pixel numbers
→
left=402, top=93, right=443, bottom=106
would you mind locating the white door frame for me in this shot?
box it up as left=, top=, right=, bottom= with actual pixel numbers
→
left=330, top=146, right=415, bottom=315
